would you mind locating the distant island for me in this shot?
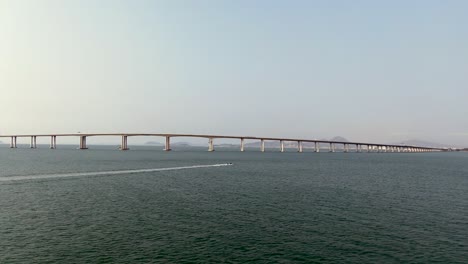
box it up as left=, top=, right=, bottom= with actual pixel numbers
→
left=391, top=139, right=450, bottom=149
left=171, top=142, right=192, bottom=147
left=145, top=141, right=193, bottom=147
left=145, top=141, right=163, bottom=146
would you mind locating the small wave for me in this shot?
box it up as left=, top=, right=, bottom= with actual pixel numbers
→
left=0, top=163, right=233, bottom=182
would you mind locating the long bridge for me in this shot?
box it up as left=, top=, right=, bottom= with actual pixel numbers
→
left=0, top=133, right=446, bottom=153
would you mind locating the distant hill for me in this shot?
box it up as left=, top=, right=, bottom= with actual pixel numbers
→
left=145, top=141, right=163, bottom=146
left=392, top=139, right=449, bottom=148
left=172, top=142, right=192, bottom=147
left=330, top=136, right=349, bottom=142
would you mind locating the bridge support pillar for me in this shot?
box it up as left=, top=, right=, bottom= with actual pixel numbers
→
left=260, top=139, right=265, bottom=152
left=121, top=136, right=129, bottom=150
left=298, top=141, right=303, bottom=153
left=31, top=136, right=37, bottom=148
left=50, top=136, right=57, bottom=149
left=314, top=142, right=319, bottom=152
left=208, top=138, right=214, bottom=152
left=240, top=138, right=245, bottom=152
left=164, top=136, right=171, bottom=151
left=356, top=144, right=360, bottom=152
left=79, top=136, right=88, bottom=149
left=344, top=144, right=348, bottom=153
left=10, top=136, right=17, bottom=148
left=280, top=140, right=284, bottom=152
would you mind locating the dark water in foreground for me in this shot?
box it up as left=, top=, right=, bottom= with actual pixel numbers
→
left=0, top=146, right=467, bottom=263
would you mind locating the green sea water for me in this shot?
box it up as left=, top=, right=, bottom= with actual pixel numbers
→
left=0, top=146, right=467, bottom=263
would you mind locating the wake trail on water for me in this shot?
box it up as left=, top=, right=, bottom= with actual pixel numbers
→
left=0, top=163, right=233, bottom=182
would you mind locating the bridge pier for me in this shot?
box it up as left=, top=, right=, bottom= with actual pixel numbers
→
left=10, top=136, right=17, bottom=148
left=79, top=136, right=88, bottom=149
left=280, top=140, right=284, bottom=152
left=344, top=144, right=348, bottom=153
left=240, top=138, right=245, bottom=152
left=208, top=138, right=214, bottom=152
left=120, top=136, right=129, bottom=150
left=164, top=136, right=171, bottom=151
left=50, top=136, right=56, bottom=149
left=260, top=139, right=265, bottom=152
left=298, top=141, right=303, bottom=153
left=315, top=142, right=320, bottom=152
left=30, top=136, right=36, bottom=148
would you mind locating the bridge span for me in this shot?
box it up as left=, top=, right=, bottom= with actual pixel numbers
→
left=0, top=133, right=446, bottom=153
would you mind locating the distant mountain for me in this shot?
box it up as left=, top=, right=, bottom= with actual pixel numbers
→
left=145, top=141, right=163, bottom=146
left=172, top=142, right=192, bottom=147
left=330, top=136, right=349, bottom=142
left=392, top=139, right=449, bottom=148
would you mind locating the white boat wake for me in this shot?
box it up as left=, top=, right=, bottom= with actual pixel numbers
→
left=0, top=163, right=233, bottom=182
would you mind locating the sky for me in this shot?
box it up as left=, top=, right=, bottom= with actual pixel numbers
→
left=0, top=0, right=467, bottom=146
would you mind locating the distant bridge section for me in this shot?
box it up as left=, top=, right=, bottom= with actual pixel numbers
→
left=0, top=133, right=447, bottom=153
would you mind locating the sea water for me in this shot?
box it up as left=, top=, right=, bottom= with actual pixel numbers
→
left=0, top=146, right=467, bottom=263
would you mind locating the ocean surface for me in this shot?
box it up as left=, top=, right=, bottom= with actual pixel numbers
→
left=0, top=145, right=467, bottom=263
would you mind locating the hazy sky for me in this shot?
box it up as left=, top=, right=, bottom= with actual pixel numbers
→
left=1, top=0, right=467, bottom=146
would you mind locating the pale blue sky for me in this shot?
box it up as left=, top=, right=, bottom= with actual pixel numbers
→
left=0, top=0, right=467, bottom=146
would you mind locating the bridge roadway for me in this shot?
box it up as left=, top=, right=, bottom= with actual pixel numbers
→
left=0, top=133, right=445, bottom=153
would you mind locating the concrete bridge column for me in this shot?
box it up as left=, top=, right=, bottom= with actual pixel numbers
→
left=10, top=136, right=17, bottom=148
left=50, top=136, right=57, bottom=149
left=79, top=136, right=88, bottom=149
left=121, top=136, right=129, bottom=150
left=164, top=136, right=171, bottom=151
left=344, top=144, right=348, bottom=153
left=260, top=139, right=265, bottom=152
left=31, top=136, right=37, bottom=149
left=356, top=144, right=360, bottom=152
left=30, top=136, right=34, bottom=148
left=208, top=138, right=214, bottom=152
left=280, top=140, right=284, bottom=153
left=240, top=138, right=245, bottom=152
left=315, top=142, right=320, bottom=152
left=298, top=141, right=303, bottom=153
